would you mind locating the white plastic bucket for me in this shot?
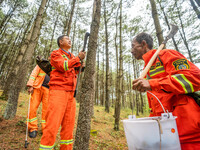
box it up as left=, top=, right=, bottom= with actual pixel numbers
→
left=122, top=113, right=181, bottom=150
left=122, top=91, right=181, bottom=150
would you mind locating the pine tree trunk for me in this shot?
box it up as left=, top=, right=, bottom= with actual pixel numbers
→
left=175, top=1, right=194, bottom=62
left=3, top=0, right=48, bottom=119
left=48, top=15, right=58, bottom=55
left=149, top=0, right=164, bottom=45
left=100, top=47, right=105, bottom=106
left=67, top=0, right=76, bottom=36
left=104, top=0, right=110, bottom=113
left=190, top=0, right=200, bottom=19
left=1, top=24, right=34, bottom=99
left=195, top=0, right=200, bottom=7
left=73, top=0, right=101, bottom=149
left=114, top=0, right=122, bottom=131
left=158, top=0, right=179, bottom=52
left=0, top=7, right=14, bottom=34
left=95, top=47, right=100, bottom=105
left=71, top=16, right=77, bottom=53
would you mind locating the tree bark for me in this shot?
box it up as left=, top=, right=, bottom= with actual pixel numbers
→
left=158, top=0, right=179, bottom=52
left=104, top=0, right=110, bottom=113
left=1, top=21, right=34, bottom=98
left=95, top=46, right=100, bottom=105
left=67, top=0, right=76, bottom=36
left=100, top=47, right=105, bottom=106
left=149, top=0, right=164, bottom=45
left=195, top=0, right=200, bottom=7
left=73, top=0, right=101, bottom=149
left=48, top=15, right=58, bottom=56
left=114, top=0, right=122, bottom=131
left=175, top=1, right=193, bottom=63
left=190, top=0, right=200, bottom=19
left=3, top=0, right=48, bottom=119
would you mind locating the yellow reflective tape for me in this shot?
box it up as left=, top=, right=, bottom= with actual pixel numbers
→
left=29, top=76, right=36, bottom=80
left=38, top=73, right=46, bottom=76
left=60, top=139, right=73, bottom=145
left=149, top=66, right=165, bottom=77
left=149, top=66, right=163, bottom=72
left=27, top=117, right=37, bottom=122
left=41, top=120, right=46, bottom=123
left=62, top=55, right=69, bottom=60
left=64, top=60, right=69, bottom=71
left=180, top=74, right=194, bottom=93
left=172, top=74, right=194, bottom=93
left=150, top=70, right=165, bottom=77
left=52, top=66, right=55, bottom=71
left=39, top=144, right=54, bottom=150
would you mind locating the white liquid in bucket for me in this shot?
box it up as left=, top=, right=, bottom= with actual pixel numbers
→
left=122, top=113, right=181, bottom=150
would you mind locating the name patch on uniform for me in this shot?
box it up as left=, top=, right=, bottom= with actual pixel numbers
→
left=150, top=62, right=161, bottom=70
left=172, top=59, right=190, bottom=70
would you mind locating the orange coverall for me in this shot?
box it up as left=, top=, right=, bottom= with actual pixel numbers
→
left=143, top=49, right=200, bottom=150
left=40, top=48, right=81, bottom=150
left=26, top=65, right=49, bottom=132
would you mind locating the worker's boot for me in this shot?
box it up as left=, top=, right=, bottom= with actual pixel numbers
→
left=29, top=130, right=38, bottom=138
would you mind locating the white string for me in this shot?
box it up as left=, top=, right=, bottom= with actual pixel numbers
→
left=147, top=91, right=166, bottom=113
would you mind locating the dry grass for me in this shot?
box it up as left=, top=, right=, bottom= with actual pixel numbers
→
left=0, top=90, right=149, bottom=150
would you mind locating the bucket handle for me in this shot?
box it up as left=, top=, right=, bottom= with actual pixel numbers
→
left=147, top=91, right=167, bottom=114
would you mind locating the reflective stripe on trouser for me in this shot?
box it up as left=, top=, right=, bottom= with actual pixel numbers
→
left=26, top=86, right=49, bottom=132
left=40, top=90, right=76, bottom=150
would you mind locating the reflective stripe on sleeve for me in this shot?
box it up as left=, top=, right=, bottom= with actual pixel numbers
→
left=39, top=144, right=54, bottom=150
left=60, top=139, right=73, bottom=145
left=29, top=76, right=36, bottom=81
left=64, top=60, right=69, bottom=71
left=172, top=74, right=194, bottom=94
left=149, top=66, right=165, bottom=77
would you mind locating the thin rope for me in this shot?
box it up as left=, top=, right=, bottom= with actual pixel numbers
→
left=147, top=91, right=166, bottom=113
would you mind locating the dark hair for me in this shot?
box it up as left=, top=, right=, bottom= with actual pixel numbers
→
left=135, top=32, right=153, bottom=49
left=57, top=35, right=67, bottom=47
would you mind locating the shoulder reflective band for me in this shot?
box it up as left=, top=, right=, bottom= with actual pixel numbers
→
left=62, top=54, right=69, bottom=60
left=149, top=66, right=165, bottom=77
left=64, top=60, right=69, bottom=71
left=172, top=74, right=194, bottom=94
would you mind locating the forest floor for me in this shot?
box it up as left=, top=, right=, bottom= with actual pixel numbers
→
left=0, top=90, right=149, bottom=150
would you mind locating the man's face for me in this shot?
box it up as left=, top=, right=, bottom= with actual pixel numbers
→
left=60, top=36, right=71, bottom=48
left=131, top=39, right=145, bottom=60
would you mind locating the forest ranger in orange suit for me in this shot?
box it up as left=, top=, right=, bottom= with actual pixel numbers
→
left=26, top=65, right=50, bottom=138
left=39, top=35, right=86, bottom=150
left=131, top=33, right=200, bottom=150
